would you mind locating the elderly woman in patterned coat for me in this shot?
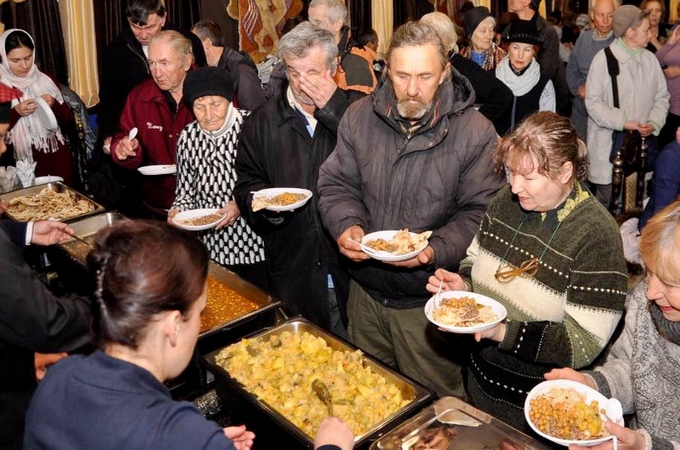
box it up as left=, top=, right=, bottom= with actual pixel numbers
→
left=169, top=67, right=267, bottom=290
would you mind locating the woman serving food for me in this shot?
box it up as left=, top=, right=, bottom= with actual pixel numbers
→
left=23, top=220, right=353, bottom=450
left=427, top=112, right=628, bottom=432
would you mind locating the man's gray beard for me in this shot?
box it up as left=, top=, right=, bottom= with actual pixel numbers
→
left=397, top=99, right=432, bottom=120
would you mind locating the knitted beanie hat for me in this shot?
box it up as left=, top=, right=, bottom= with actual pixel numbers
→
left=462, top=6, right=494, bottom=38
left=183, top=67, right=234, bottom=106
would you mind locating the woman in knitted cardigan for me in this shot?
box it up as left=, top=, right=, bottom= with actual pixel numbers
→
left=546, top=200, right=680, bottom=450
left=427, top=112, right=628, bottom=432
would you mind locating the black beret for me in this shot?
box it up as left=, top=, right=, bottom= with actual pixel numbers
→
left=183, top=67, right=234, bottom=106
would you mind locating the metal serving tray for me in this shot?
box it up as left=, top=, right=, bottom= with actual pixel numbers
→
left=203, top=318, right=432, bottom=449
left=370, top=396, right=552, bottom=450
left=57, top=212, right=128, bottom=265
left=0, top=182, right=105, bottom=222
left=200, top=263, right=279, bottom=338
left=57, top=216, right=278, bottom=339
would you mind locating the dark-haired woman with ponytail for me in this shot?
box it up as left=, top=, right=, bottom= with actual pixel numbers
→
left=23, top=220, right=353, bottom=450
left=24, top=220, right=257, bottom=449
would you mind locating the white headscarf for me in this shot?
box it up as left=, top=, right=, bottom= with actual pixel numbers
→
left=0, top=29, right=65, bottom=160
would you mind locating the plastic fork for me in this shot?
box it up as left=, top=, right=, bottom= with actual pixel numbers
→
left=435, top=279, right=444, bottom=309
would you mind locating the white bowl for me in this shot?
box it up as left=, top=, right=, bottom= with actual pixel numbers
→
left=524, top=379, right=623, bottom=447
left=251, top=187, right=313, bottom=212
left=138, top=164, right=177, bottom=175
left=172, top=208, right=225, bottom=231
left=424, top=291, right=507, bottom=334
left=360, top=230, right=429, bottom=262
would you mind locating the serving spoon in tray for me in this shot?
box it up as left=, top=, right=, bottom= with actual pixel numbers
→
left=312, top=379, right=333, bottom=416
left=67, top=233, right=94, bottom=249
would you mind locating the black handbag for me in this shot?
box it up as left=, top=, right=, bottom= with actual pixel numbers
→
left=610, top=129, right=643, bottom=176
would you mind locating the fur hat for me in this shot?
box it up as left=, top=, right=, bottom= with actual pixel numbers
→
left=613, top=5, right=644, bottom=39
left=504, top=19, right=541, bottom=46
left=462, top=6, right=494, bottom=39
left=183, top=67, right=234, bottom=106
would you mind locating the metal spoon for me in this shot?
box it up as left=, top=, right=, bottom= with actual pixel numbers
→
left=68, top=233, right=94, bottom=249
left=312, top=379, right=333, bottom=416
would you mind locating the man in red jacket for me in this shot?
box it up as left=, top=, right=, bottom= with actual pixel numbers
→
left=111, top=30, right=195, bottom=219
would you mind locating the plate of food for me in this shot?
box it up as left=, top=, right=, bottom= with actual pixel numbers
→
left=172, top=208, right=225, bottom=231
left=524, top=380, right=623, bottom=447
left=34, top=97, right=58, bottom=132
left=360, top=229, right=431, bottom=262
left=137, top=164, right=177, bottom=176
left=251, top=188, right=313, bottom=212
left=424, top=291, right=506, bottom=334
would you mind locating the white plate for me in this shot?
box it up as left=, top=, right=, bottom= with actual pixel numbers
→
left=34, top=175, right=64, bottom=185
left=424, top=291, right=507, bottom=334
left=172, top=208, right=225, bottom=231
left=252, top=187, right=313, bottom=211
left=34, top=97, right=58, bottom=132
left=138, top=164, right=177, bottom=176
left=360, top=230, right=428, bottom=262
left=524, top=379, right=623, bottom=447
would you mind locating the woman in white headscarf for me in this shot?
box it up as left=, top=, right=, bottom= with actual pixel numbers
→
left=0, top=28, right=74, bottom=185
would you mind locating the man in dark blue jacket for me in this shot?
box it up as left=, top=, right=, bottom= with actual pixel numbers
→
left=0, top=87, right=91, bottom=449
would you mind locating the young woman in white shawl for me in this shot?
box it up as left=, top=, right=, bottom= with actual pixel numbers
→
left=495, top=19, right=556, bottom=135
left=0, top=28, right=74, bottom=185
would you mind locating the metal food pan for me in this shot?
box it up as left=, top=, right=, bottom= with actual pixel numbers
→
left=56, top=212, right=128, bottom=265
left=0, top=182, right=105, bottom=222
left=370, top=396, right=552, bottom=450
left=203, top=318, right=432, bottom=449
left=200, top=263, right=279, bottom=338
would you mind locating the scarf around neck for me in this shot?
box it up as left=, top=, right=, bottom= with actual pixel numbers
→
left=650, top=299, right=680, bottom=346
left=0, top=29, right=65, bottom=160
left=496, top=56, right=541, bottom=97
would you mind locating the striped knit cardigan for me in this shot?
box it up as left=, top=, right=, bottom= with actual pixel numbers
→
left=459, top=183, right=628, bottom=427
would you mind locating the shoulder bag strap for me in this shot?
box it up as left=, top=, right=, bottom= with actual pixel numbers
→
left=604, top=46, right=620, bottom=108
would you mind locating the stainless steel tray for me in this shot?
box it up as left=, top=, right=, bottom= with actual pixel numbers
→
left=203, top=318, right=432, bottom=448
left=57, top=212, right=128, bottom=265
left=0, top=182, right=105, bottom=222
left=200, top=263, right=279, bottom=338
left=370, top=396, right=552, bottom=450
left=57, top=214, right=277, bottom=338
